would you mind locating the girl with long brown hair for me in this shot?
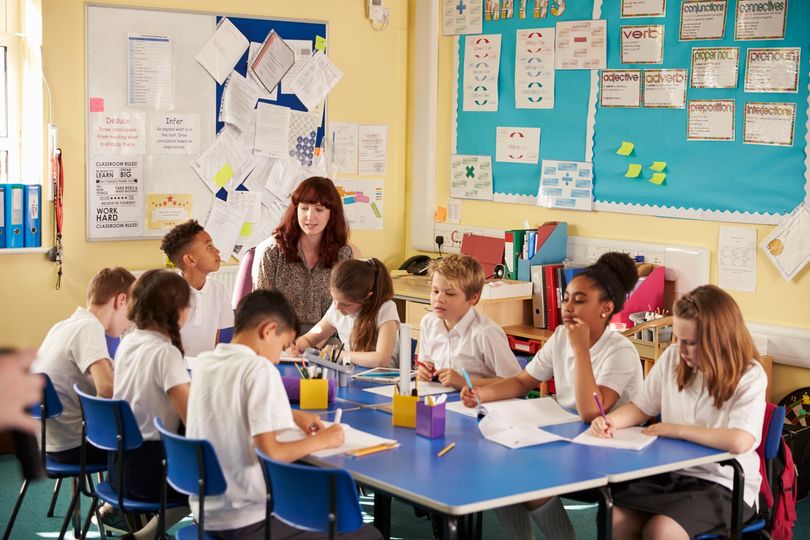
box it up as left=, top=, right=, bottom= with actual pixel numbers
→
left=591, top=285, right=767, bottom=539
left=292, top=258, right=400, bottom=367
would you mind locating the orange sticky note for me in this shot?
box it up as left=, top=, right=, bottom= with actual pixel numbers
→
left=436, top=207, right=448, bottom=222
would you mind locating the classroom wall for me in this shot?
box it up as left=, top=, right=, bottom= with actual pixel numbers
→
left=404, top=27, right=810, bottom=402
left=0, top=0, right=409, bottom=348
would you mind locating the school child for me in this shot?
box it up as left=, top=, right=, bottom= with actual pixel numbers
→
left=112, top=269, right=191, bottom=536
left=415, top=254, right=522, bottom=390
left=591, top=285, right=767, bottom=540
left=187, top=290, right=381, bottom=540
left=160, top=219, right=234, bottom=357
left=460, top=251, right=643, bottom=540
left=292, top=258, right=400, bottom=367
left=33, top=267, right=135, bottom=463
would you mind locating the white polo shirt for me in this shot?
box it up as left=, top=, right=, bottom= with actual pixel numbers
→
left=323, top=300, right=401, bottom=367
left=419, top=308, right=522, bottom=379
left=180, top=276, right=234, bottom=358
left=526, top=326, right=642, bottom=410
left=33, top=308, right=110, bottom=452
left=187, top=343, right=296, bottom=531
left=633, top=345, right=766, bottom=507
left=113, top=329, right=190, bottom=441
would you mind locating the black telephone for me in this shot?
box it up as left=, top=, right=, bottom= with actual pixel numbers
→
left=399, top=255, right=431, bottom=275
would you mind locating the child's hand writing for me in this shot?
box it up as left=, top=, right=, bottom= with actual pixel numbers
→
left=318, top=424, right=345, bottom=448
left=437, top=368, right=465, bottom=389
left=590, top=415, right=614, bottom=438
left=460, top=386, right=482, bottom=408
left=416, top=360, right=436, bottom=381
left=294, top=411, right=324, bottom=434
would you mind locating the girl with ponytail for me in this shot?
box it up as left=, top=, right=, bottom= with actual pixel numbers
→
left=292, top=258, right=401, bottom=367
left=111, top=269, right=192, bottom=516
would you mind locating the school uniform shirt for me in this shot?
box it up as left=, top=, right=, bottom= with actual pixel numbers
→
left=186, top=343, right=296, bottom=531
left=33, top=308, right=110, bottom=452
left=419, top=308, right=522, bottom=379
left=633, top=345, right=767, bottom=508
left=255, top=242, right=353, bottom=328
left=323, top=299, right=401, bottom=367
left=113, top=329, right=190, bottom=441
left=180, top=276, right=234, bottom=358
left=526, top=326, right=642, bottom=411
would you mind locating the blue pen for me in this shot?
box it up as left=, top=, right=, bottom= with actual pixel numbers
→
left=460, top=368, right=481, bottom=407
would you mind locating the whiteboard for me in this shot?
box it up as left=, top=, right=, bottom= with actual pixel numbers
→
left=86, top=5, right=216, bottom=240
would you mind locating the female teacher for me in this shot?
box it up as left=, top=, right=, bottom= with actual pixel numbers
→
left=254, top=176, right=353, bottom=331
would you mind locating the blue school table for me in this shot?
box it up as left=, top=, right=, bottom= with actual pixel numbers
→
left=278, top=364, right=743, bottom=540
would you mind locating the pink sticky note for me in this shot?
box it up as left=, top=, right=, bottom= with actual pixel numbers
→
left=355, top=191, right=370, bottom=203
left=89, top=97, right=105, bottom=113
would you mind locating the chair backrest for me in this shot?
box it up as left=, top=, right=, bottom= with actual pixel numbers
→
left=231, top=246, right=256, bottom=310
left=256, top=449, right=364, bottom=535
left=765, top=405, right=786, bottom=461
left=73, top=384, right=143, bottom=451
left=154, top=417, right=227, bottom=497
left=31, top=373, right=63, bottom=420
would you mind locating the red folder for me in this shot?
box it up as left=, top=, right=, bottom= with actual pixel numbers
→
left=461, top=233, right=505, bottom=278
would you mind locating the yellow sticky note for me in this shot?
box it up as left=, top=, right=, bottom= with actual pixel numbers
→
left=625, top=164, right=642, bottom=178
left=649, top=173, right=666, bottom=185
left=213, top=164, right=234, bottom=188
left=649, top=161, right=667, bottom=172
left=240, top=222, right=253, bottom=237
left=315, top=35, right=327, bottom=52
left=616, top=141, right=635, bottom=156
left=435, top=207, right=448, bottom=222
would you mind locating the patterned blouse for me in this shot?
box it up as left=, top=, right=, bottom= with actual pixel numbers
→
left=256, top=243, right=353, bottom=327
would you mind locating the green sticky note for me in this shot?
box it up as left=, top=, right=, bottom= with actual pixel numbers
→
left=315, top=35, right=327, bottom=52
left=625, top=164, right=642, bottom=178
left=370, top=201, right=381, bottom=218
left=616, top=141, right=635, bottom=156
left=649, top=173, right=666, bottom=185
left=240, top=222, right=253, bottom=237
left=649, top=161, right=667, bottom=172
left=213, top=164, right=234, bottom=188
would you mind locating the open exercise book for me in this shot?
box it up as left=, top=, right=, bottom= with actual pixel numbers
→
left=478, top=410, right=568, bottom=449
left=572, top=426, right=657, bottom=451
left=276, top=422, right=397, bottom=458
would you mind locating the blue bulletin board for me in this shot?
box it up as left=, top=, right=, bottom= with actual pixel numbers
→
left=454, top=0, right=810, bottom=223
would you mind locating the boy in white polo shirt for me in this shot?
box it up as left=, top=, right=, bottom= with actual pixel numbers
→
left=161, top=219, right=234, bottom=357
left=415, top=254, right=521, bottom=390
left=187, top=290, right=382, bottom=540
left=33, top=267, right=135, bottom=463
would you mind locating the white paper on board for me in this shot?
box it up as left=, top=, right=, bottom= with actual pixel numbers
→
left=195, top=18, right=249, bottom=85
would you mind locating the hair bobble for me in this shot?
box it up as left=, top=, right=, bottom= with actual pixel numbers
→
left=367, top=258, right=375, bottom=266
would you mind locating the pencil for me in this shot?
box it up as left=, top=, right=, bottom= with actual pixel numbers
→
left=346, top=442, right=399, bottom=458
left=436, top=442, right=455, bottom=458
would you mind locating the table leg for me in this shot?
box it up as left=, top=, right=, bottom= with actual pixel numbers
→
left=596, top=486, right=613, bottom=540
left=443, top=515, right=459, bottom=540
left=721, top=458, right=744, bottom=540
left=373, top=491, right=392, bottom=540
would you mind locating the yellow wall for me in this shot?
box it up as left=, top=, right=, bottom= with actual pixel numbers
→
left=404, top=30, right=810, bottom=402
left=0, top=0, right=408, bottom=348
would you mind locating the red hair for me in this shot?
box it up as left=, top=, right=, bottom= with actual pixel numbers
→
left=272, top=177, right=349, bottom=268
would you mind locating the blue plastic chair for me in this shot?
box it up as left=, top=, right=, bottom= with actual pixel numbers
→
left=154, top=417, right=227, bottom=540
left=2, top=374, right=107, bottom=540
left=694, top=405, right=787, bottom=540
left=73, top=384, right=184, bottom=539
left=255, top=449, right=365, bottom=540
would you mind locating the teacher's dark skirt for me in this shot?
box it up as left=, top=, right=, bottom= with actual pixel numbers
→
left=611, top=472, right=755, bottom=537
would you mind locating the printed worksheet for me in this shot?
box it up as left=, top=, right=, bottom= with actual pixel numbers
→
left=496, top=126, right=540, bottom=164
left=744, top=48, right=801, bottom=93
left=600, top=70, right=642, bottom=108
left=743, top=102, right=796, bottom=147
left=127, top=33, right=173, bottom=109
left=735, top=0, right=787, bottom=40
left=687, top=100, right=735, bottom=141
left=450, top=155, right=493, bottom=200
left=515, top=28, right=555, bottom=109
left=442, top=0, right=483, bottom=35
left=643, top=69, right=687, bottom=108
left=621, top=0, right=667, bottom=18
left=679, top=0, right=728, bottom=41
left=690, top=47, right=739, bottom=88
left=537, top=160, right=593, bottom=211
left=719, top=226, right=757, bottom=292
left=463, top=34, right=502, bottom=111
left=761, top=204, right=810, bottom=282
left=195, top=18, right=249, bottom=85
left=620, top=25, right=664, bottom=64
left=556, top=20, right=606, bottom=69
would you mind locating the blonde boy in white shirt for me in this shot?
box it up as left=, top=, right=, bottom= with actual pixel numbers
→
left=161, top=219, right=234, bottom=358
left=416, top=254, right=521, bottom=390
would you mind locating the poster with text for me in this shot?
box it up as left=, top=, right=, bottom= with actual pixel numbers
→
left=743, top=102, right=796, bottom=147
left=495, top=126, right=541, bottom=164
left=537, top=160, right=593, bottom=211
left=442, top=0, right=483, bottom=35
left=334, top=179, right=384, bottom=230
left=600, top=70, right=642, bottom=108
left=687, top=100, right=735, bottom=141
left=679, top=0, right=727, bottom=41
left=463, top=34, right=501, bottom=112
left=690, top=47, right=739, bottom=88
left=744, top=48, right=801, bottom=93
left=643, top=69, right=688, bottom=108
left=450, top=155, right=493, bottom=200
left=89, top=157, right=144, bottom=238
left=90, top=112, right=147, bottom=155
left=146, top=193, right=193, bottom=230
left=515, top=28, right=555, bottom=109
left=735, top=0, right=787, bottom=40
left=149, top=113, right=200, bottom=154
left=620, top=25, right=665, bottom=64
left=621, top=0, right=667, bottom=18
left=556, top=20, right=606, bottom=70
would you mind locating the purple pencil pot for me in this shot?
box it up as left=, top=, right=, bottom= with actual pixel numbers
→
left=416, top=401, right=446, bottom=438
